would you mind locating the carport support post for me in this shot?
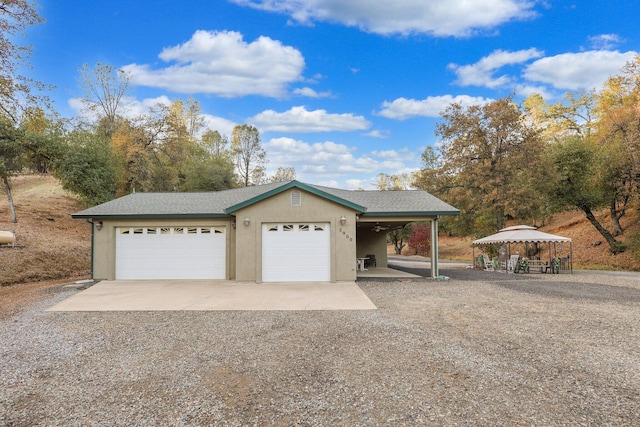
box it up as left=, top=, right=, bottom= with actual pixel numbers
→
left=431, top=216, right=439, bottom=278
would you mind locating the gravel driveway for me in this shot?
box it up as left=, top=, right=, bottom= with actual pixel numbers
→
left=2, top=269, right=640, bottom=426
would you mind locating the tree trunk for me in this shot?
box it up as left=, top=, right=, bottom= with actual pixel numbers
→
left=610, top=200, right=625, bottom=237
left=581, top=205, right=623, bottom=254
left=2, top=174, right=17, bottom=223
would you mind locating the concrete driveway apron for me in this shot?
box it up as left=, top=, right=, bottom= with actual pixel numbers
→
left=47, top=280, right=377, bottom=311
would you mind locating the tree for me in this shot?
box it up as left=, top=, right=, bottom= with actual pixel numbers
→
left=0, top=0, right=48, bottom=121
left=375, top=172, right=411, bottom=190
left=78, top=62, right=131, bottom=136
left=20, top=107, right=64, bottom=174
left=182, top=154, right=236, bottom=192
left=526, top=89, right=632, bottom=237
left=270, top=166, right=296, bottom=182
left=388, top=224, right=411, bottom=255
left=547, top=136, right=624, bottom=254
left=110, top=120, right=153, bottom=195
left=54, top=129, right=117, bottom=206
left=407, top=223, right=431, bottom=256
left=596, top=55, right=640, bottom=233
left=202, top=130, right=231, bottom=158
left=231, top=124, right=266, bottom=186
left=0, top=117, right=23, bottom=222
left=423, top=97, right=546, bottom=236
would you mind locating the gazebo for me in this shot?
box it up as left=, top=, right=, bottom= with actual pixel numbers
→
left=472, top=225, right=573, bottom=273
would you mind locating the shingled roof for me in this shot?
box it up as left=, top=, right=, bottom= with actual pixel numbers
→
left=72, top=180, right=459, bottom=219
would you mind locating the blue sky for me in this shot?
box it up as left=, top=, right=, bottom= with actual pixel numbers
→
left=24, top=0, right=640, bottom=189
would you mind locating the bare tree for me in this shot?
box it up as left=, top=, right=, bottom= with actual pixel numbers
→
left=78, top=62, right=130, bottom=136
left=231, top=124, right=266, bottom=186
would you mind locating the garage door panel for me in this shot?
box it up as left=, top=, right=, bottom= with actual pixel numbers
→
left=262, top=223, right=330, bottom=282
left=116, top=226, right=225, bottom=280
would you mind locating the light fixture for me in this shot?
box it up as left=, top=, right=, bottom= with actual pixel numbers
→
left=244, top=217, right=250, bottom=226
left=340, top=215, right=346, bottom=225
left=231, top=221, right=236, bottom=229
left=95, top=220, right=103, bottom=230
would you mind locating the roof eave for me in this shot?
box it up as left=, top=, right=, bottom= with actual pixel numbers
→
left=71, top=213, right=233, bottom=220
left=362, top=210, right=460, bottom=217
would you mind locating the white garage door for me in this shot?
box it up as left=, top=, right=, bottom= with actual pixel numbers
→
left=262, top=223, right=331, bottom=282
left=116, top=226, right=226, bottom=280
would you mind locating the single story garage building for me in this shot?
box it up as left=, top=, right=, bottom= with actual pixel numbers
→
left=72, top=180, right=459, bottom=282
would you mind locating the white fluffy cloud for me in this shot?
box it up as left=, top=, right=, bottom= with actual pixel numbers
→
left=449, top=48, right=544, bottom=88
left=121, top=30, right=305, bottom=98
left=264, top=137, right=417, bottom=188
left=231, top=0, right=537, bottom=37
left=524, top=50, right=638, bottom=91
left=248, top=106, right=371, bottom=132
left=378, top=95, right=492, bottom=120
left=588, top=34, right=623, bottom=50
left=292, top=87, right=334, bottom=98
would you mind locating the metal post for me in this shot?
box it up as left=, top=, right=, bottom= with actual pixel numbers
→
left=431, top=216, right=439, bottom=278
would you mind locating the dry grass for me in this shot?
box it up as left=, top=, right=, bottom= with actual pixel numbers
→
left=0, top=174, right=91, bottom=286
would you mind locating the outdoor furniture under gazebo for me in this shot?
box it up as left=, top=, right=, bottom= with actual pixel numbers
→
left=472, top=225, right=573, bottom=274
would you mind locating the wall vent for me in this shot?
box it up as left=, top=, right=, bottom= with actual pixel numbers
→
left=291, top=190, right=301, bottom=206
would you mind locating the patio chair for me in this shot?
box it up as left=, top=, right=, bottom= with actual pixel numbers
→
left=365, top=254, right=377, bottom=268
left=507, top=255, right=520, bottom=273
left=482, top=254, right=495, bottom=271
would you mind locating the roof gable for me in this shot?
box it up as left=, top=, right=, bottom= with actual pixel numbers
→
left=224, top=180, right=366, bottom=214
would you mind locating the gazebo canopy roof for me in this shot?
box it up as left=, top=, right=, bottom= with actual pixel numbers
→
left=472, top=225, right=571, bottom=246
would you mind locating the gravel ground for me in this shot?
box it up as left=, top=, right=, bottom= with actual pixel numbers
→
left=2, top=270, right=640, bottom=426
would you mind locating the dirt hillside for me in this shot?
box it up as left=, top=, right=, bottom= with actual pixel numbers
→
left=0, top=174, right=91, bottom=286
left=2, top=175, right=640, bottom=289
left=420, top=210, right=640, bottom=271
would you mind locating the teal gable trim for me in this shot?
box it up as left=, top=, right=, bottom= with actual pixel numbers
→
left=225, top=180, right=366, bottom=214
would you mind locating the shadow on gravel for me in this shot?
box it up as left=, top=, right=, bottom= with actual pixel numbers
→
left=385, top=264, right=640, bottom=304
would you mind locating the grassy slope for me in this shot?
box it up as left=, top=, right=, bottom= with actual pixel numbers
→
left=1, top=175, right=639, bottom=288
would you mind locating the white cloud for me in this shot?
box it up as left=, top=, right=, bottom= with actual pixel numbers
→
left=121, top=30, right=305, bottom=98
left=588, top=34, right=623, bottom=50
left=449, top=48, right=544, bottom=88
left=263, top=137, right=420, bottom=188
left=248, top=106, right=371, bottom=132
left=378, top=95, right=493, bottom=120
left=365, top=130, right=389, bottom=138
left=202, top=114, right=237, bottom=137
left=292, top=87, right=334, bottom=98
left=231, top=0, right=537, bottom=37
left=524, top=50, right=637, bottom=91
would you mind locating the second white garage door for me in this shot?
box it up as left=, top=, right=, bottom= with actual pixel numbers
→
left=116, top=226, right=226, bottom=280
left=262, top=223, right=331, bottom=282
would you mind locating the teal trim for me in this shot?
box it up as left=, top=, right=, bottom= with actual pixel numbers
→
left=225, top=180, right=366, bottom=214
